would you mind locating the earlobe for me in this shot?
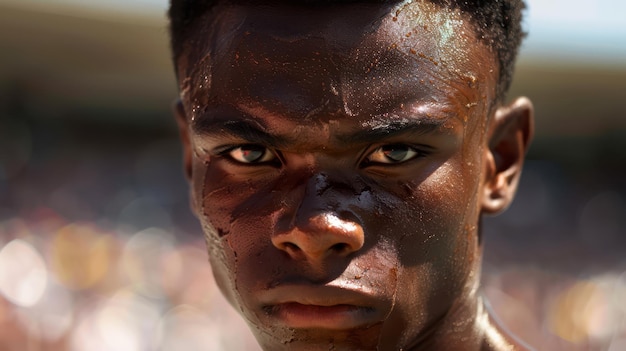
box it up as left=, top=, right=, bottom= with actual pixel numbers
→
left=173, top=99, right=193, bottom=181
left=482, top=97, right=534, bottom=214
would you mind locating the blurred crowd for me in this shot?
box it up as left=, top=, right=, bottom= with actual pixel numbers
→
left=1, top=112, right=626, bottom=351
left=1, top=1, right=625, bottom=349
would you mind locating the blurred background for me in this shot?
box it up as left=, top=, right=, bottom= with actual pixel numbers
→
left=0, top=0, right=624, bottom=350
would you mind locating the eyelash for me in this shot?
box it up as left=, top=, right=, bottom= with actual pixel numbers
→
left=217, top=144, right=281, bottom=166
left=215, top=143, right=429, bottom=168
left=360, top=144, right=430, bottom=168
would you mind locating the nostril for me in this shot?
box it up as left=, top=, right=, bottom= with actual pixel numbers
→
left=330, top=242, right=349, bottom=254
left=272, top=212, right=365, bottom=260
left=283, top=242, right=300, bottom=252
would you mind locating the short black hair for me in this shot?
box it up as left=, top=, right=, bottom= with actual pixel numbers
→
left=168, top=0, right=526, bottom=101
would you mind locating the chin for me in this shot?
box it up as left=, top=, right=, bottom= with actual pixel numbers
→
left=252, top=323, right=384, bottom=351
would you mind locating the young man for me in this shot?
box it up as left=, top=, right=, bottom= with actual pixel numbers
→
left=169, top=0, right=534, bottom=350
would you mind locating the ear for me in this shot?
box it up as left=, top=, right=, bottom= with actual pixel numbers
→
left=173, top=99, right=193, bottom=181
left=481, top=97, right=534, bottom=214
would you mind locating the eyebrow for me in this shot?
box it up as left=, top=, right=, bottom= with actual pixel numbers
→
left=336, top=117, right=450, bottom=145
left=191, top=112, right=452, bottom=147
left=192, top=117, right=292, bottom=147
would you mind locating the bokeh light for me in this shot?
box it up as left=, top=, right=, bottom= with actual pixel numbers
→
left=1, top=0, right=625, bottom=350
left=121, top=227, right=178, bottom=298
left=70, top=289, right=162, bottom=351
left=15, top=279, right=74, bottom=342
left=50, top=223, right=118, bottom=290
left=0, top=239, right=48, bottom=307
left=548, top=274, right=626, bottom=346
left=155, top=305, right=223, bottom=351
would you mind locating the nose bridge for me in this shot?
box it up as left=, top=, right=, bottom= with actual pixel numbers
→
left=295, top=172, right=357, bottom=228
left=300, top=172, right=335, bottom=214
left=272, top=172, right=365, bottom=261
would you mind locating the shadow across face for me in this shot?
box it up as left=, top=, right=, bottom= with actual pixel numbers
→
left=173, top=1, right=531, bottom=350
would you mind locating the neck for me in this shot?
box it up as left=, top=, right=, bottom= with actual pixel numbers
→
left=479, top=299, right=535, bottom=351
left=402, top=236, right=533, bottom=351
left=393, top=255, right=532, bottom=351
left=403, top=296, right=531, bottom=351
left=402, top=289, right=482, bottom=351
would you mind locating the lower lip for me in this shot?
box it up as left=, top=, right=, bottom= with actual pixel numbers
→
left=269, top=303, right=376, bottom=330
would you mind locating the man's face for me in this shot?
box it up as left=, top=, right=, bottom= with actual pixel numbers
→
left=176, top=1, right=500, bottom=349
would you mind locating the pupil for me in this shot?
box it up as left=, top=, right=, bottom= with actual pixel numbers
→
left=241, top=147, right=264, bottom=162
left=383, top=146, right=408, bottom=162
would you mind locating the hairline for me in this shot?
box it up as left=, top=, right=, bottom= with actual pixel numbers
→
left=169, top=0, right=524, bottom=103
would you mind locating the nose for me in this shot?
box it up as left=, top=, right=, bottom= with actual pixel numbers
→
left=271, top=212, right=365, bottom=261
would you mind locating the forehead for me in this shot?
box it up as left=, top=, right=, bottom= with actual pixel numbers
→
left=178, top=1, right=497, bottom=131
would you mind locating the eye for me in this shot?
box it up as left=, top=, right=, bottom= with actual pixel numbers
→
left=227, top=145, right=277, bottom=164
left=365, top=144, right=420, bottom=164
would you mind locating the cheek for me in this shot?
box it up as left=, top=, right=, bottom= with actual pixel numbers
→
left=373, top=161, right=483, bottom=340
left=192, top=158, right=282, bottom=239
left=190, top=159, right=284, bottom=299
left=393, top=160, right=482, bottom=284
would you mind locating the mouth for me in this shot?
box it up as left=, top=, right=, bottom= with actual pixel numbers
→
left=258, top=284, right=388, bottom=330
left=266, top=303, right=376, bottom=329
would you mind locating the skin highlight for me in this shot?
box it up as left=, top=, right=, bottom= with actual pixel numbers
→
left=173, top=1, right=534, bottom=350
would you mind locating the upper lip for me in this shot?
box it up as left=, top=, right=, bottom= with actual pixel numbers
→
left=257, top=282, right=384, bottom=308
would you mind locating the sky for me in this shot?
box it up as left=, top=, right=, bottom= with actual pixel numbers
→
left=522, top=0, right=626, bottom=63
left=8, top=0, right=626, bottom=64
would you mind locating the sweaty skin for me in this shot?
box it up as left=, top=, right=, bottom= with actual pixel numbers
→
left=174, top=1, right=534, bottom=350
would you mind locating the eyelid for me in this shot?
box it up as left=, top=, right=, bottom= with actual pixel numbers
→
left=216, top=144, right=282, bottom=166
left=360, top=143, right=431, bottom=167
